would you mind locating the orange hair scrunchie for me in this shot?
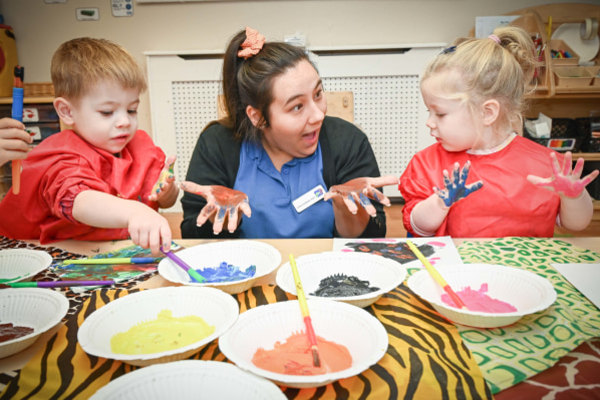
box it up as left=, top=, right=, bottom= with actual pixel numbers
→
left=237, top=27, right=266, bottom=59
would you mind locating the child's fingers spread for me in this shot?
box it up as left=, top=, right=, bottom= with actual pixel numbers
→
left=572, top=158, right=585, bottom=178
left=550, top=152, right=562, bottom=177
left=581, top=169, right=600, bottom=186
left=562, top=151, right=573, bottom=175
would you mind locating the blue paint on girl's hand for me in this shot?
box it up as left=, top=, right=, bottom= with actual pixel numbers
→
left=435, top=161, right=483, bottom=207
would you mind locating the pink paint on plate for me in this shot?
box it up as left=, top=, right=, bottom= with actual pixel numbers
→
left=441, top=283, right=517, bottom=313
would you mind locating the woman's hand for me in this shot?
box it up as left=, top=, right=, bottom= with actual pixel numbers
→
left=0, top=118, right=33, bottom=167
left=434, top=161, right=483, bottom=207
left=527, top=151, right=599, bottom=198
left=180, top=182, right=252, bottom=234
left=324, top=175, right=398, bottom=216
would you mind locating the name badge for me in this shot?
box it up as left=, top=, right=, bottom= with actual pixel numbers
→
left=292, top=185, right=326, bottom=213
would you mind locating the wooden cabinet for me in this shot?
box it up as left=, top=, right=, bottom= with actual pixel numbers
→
left=505, top=4, right=600, bottom=162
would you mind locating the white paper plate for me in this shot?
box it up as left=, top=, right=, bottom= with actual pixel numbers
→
left=158, top=240, right=281, bottom=294
left=0, top=249, right=52, bottom=283
left=90, top=360, right=286, bottom=400
left=219, top=299, right=388, bottom=388
left=0, top=288, right=69, bottom=358
left=78, top=286, right=239, bottom=366
left=276, top=251, right=406, bottom=308
left=406, top=263, right=557, bottom=328
left=552, top=22, right=600, bottom=63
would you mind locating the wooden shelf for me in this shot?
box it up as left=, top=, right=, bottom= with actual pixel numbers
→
left=0, top=96, right=54, bottom=105
left=575, top=153, right=600, bottom=162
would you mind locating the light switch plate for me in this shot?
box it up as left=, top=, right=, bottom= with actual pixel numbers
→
left=111, top=0, right=134, bottom=17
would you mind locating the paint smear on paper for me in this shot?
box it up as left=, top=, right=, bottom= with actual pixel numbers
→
left=252, top=332, right=352, bottom=375
left=110, top=309, right=215, bottom=354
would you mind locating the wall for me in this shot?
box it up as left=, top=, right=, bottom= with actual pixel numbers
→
left=0, top=0, right=594, bottom=136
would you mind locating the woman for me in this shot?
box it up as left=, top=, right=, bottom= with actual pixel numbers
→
left=180, top=27, right=397, bottom=238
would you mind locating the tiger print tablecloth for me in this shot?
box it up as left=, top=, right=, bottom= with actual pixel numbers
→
left=0, top=237, right=598, bottom=399
left=0, top=285, right=492, bottom=399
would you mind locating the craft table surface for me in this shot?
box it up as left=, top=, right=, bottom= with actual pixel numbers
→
left=1, top=236, right=598, bottom=398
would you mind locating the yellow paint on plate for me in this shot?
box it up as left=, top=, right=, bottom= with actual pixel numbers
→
left=110, top=309, right=215, bottom=355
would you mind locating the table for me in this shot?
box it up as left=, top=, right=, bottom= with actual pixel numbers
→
left=0, top=237, right=598, bottom=399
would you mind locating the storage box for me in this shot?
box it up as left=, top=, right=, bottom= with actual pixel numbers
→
left=548, top=39, right=580, bottom=66
left=27, top=122, right=61, bottom=141
left=23, top=82, right=55, bottom=98
left=22, top=104, right=58, bottom=123
left=554, top=67, right=593, bottom=88
left=587, top=66, right=600, bottom=87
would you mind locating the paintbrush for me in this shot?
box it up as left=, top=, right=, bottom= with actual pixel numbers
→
left=62, top=257, right=162, bottom=265
left=161, top=250, right=206, bottom=283
left=289, top=253, right=321, bottom=367
left=11, top=65, right=24, bottom=195
left=0, top=280, right=115, bottom=288
left=405, top=240, right=467, bottom=310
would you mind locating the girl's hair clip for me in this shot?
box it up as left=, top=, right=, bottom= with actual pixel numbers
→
left=441, top=45, right=456, bottom=54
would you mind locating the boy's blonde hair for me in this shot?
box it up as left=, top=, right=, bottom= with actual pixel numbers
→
left=422, top=26, right=538, bottom=132
left=51, top=37, right=146, bottom=101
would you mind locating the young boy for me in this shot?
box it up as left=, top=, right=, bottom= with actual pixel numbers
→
left=0, top=37, right=178, bottom=254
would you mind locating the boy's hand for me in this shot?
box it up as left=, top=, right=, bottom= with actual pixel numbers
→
left=180, top=181, right=251, bottom=235
left=527, top=151, right=599, bottom=198
left=127, top=207, right=172, bottom=255
left=148, top=155, right=177, bottom=202
left=434, top=161, right=483, bottom=207
left=324, top=175, right=397, bottom=216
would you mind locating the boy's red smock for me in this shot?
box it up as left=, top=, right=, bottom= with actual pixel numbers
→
left=0, top=130, right=165, bottom=243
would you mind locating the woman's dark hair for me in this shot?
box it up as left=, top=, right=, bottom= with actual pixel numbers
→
left=220, top=29, right=312, bottom=141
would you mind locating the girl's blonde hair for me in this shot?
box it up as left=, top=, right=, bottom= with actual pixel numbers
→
left=423, top=26, right=538, bottom=132
left=51, top=37, right=146, bottom=101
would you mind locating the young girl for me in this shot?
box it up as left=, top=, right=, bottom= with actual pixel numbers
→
left=399, top=26, right=599, bottom=238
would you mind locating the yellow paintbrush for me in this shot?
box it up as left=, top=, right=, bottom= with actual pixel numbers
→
left=289, top=253, right=321, bottom=367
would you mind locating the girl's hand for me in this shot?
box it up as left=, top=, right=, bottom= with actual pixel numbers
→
left=434, top=161, right=483, bottom=208
left=527, top=151, right=599, bottom=198
left=180, top=181, right=252, bottom=234
left=148, top=155, right=176, bottom=202
left=323, top=175, right=398, bottom=216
